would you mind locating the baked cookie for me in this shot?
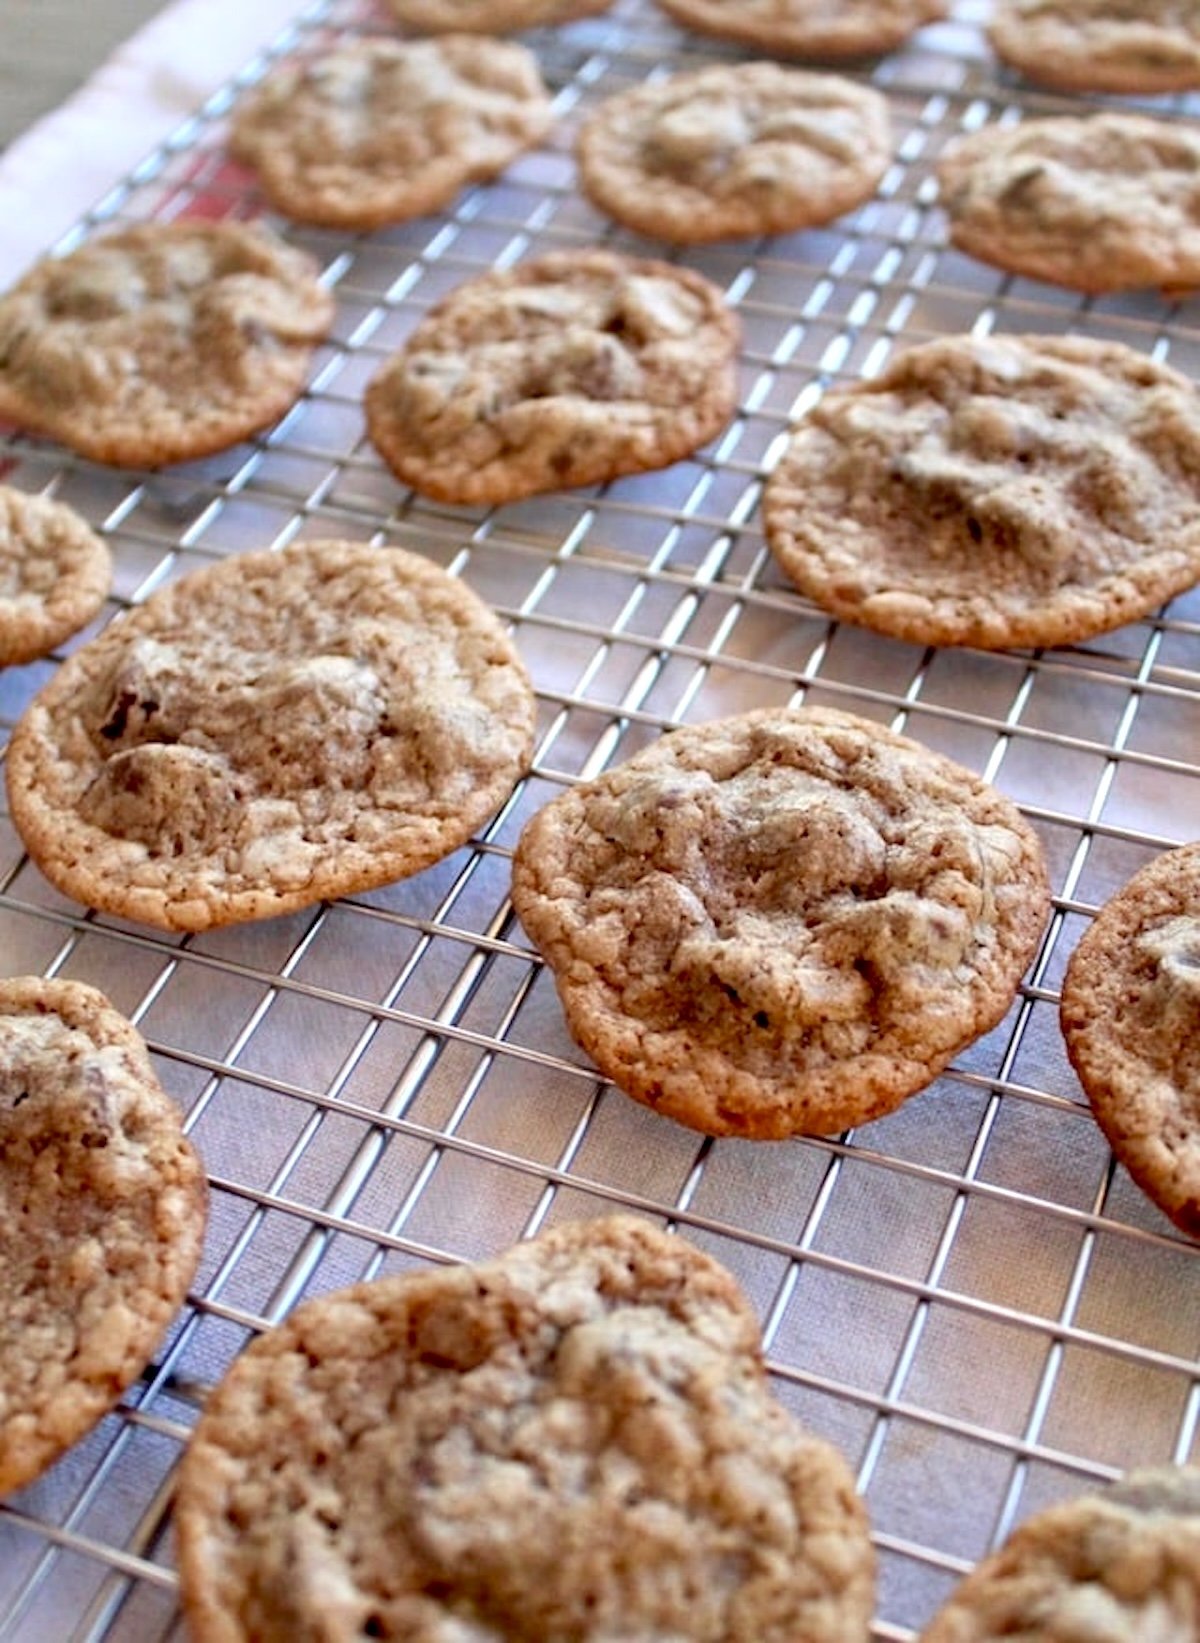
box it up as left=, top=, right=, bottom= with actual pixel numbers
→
left=511, top=706, right=1050, bottom=1140
left=920, top=1465, right=1200, bottom=1640
left=5, top=539, right=536, bottom=933
left=577, top=63, right=892, bottom=244
left=175, top=1215, right=876, bottom=1642
left=387, top=0, right=614, bottom=30
left=937, top=112, right=1200, bottom=294
left=365, top=249, right=740, bottom=505
left=653, top=0, right=948, bottom=58
left=229, top=36, right=554, bottom=230
left=0, top=976, right=206, bottom=1497
left=989, top=0, right=1200, bottom=95
left=1060, top=843, right=1200, bottom=1239
left=0, top=485, right=111, bottom=667
left=0, top=221, right=334, bottom=468
left=762, top=333, right=1200, bottom=651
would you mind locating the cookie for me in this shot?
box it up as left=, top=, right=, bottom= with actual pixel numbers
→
left=0, top=485, right=112, bottom=667
left=229, top=36, right=554, bottom=230
left=920, top=1465, right=1200, bottom=1640
left=511, top=705, right=1050, bottom=1140
left=0, top=221, right=334, bottom=468
left=5, top=538, right=536, bottom=933
left=364, top=248, right=740, bottom=505
left=386, top=0, right=614, bottom=30
left=577, top=62, right=892, bottom=244
left=937, top=112, right=1200, bottom=294
left=0, top=976, right=206, bottom=1497
left=1059, top=843, right=1200, bottom=1239
left=175, top=1215, right=876, bottom=1642
left=762, top=333, right=1200, bottom=651
left=989, top=0, right=1200, bottom=95
left=653, top=0, right=948, bottom=58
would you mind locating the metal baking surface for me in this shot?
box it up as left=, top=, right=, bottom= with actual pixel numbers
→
left=1, top=0, right=1198, bottom=1637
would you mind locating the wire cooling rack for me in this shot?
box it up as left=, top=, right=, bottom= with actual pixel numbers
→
left=1, top=0, right=1198, bottom=1636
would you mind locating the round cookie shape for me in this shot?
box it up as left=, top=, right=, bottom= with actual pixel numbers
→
left=1060, top=842, right=1200, bottom=1239
left=989, top=0, right=1200, bottom=94
left=175, top=1215, right=875, bottom=1642
left=0, top=221, right=334, bottom=469
left=0, top=485, right=112, bottom=666
left=936, top=112, right=1200, bottom=295
left=511, top=706, right=1050, bottom=1140
left=577, top=62, right=892, bottom=244
left=920, top=1465, right=1200, bottom=1640
left=0, top=976, right=206, bottom=1497
left=229, top=36, right=554, bottom=230
left=364, top=248, right=740, bottom=505
left=762, top=333, right=1200, bottom=652
left=653, top=0, right=948, bottom=58
left=5, top=538, right=536, bottom=933
left=386, top=0, right=614, bottom=29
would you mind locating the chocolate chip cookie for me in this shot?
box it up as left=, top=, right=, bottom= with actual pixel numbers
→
left=175, top=1216, right=876, bottom=1642
left=365, top=248, right=740, bottom=505
left=1060, top=842, right=1200, bottom=1239
left=989, top=0, right=1200, bottom=95
left=0, top=221, right=334, bottom=468
left=230, top=36, right=553, bottom=229
left=653, top=0, right=948, bottom=58
left=387, top=0, right=614, bottom=30
left=0, top=485, right=111, bottom=667
left=511, top=705, right=1050, bottom=1140
left=937, top=111, right=1200, bottom=294
left=577, top=62, right=892, bottom=244
left=6, top=538, right=536, bottom=932
left=0, top=976, right=206, bottom=1497
left=762, top=333, right=1200, bottom=651
left=920, top=1465, right=1200, bottom=1640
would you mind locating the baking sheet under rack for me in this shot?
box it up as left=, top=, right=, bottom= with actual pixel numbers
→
left=1, top=0, right=1199, bottom=1637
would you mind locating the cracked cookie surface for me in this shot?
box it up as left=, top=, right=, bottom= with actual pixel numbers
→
left=0, top=976, right=206, bottom=1497
left=577, top=62, right=891, bottom=244
left=762, top=334, right=1200, bottom=651
left=920, top=1465, right=1200, bottom=1640
left=365, top=249, right=740, bottom=505
left=937, top=112, right=1200, bottom=294
left=1060, top=842, right=1200, bottom=1239
left=6, top=538, right=536, bottom=932
left=989, top=0, right=1200, bottom=94
left=0, top=221, right=334, bottom=468
left=0, top=486, right=111, bottom=667
left=175, top=1215, right=875, bottom=1642
left=653, top=0, right=947, bottom=57
left=230, top=36, right=553, bottom=229
left=511, top=706, right=1049, bottom=1140
left=387, top=0, right=613, bottom=29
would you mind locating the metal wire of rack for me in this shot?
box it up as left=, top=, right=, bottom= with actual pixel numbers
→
left=0, top=0, right=1198, bottom=1637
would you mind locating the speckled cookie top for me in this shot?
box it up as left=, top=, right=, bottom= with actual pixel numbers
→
left=5, top=538, right=536, bottom=933
left=0, top=486, right=112, bottom=667
left=387, top=0, right=614, bottom=30
left=577, top=62, right=892, bottom=243
left=365, top=248, right=740, bottom=505
left=511, top=706, right=1049, bottom=1139
left=175, top=1215, right=875, bottom=1642
left=0, top=976, right=206, bottom=1498
left=230, top=36, right=553, bottom=229
left=937, top=112, right=1200, bottom=294
left=0, top=221, right=334, bottom=469
left=920, top=1465, right=1200, bottom=1640
left=654, top=0, right=948, bottom=57
left=989, top=0, right=1200, bottom=93
left=762, top=333, right=1200, bottom=651
left=1060, top=842, right=1200, bottom=1239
